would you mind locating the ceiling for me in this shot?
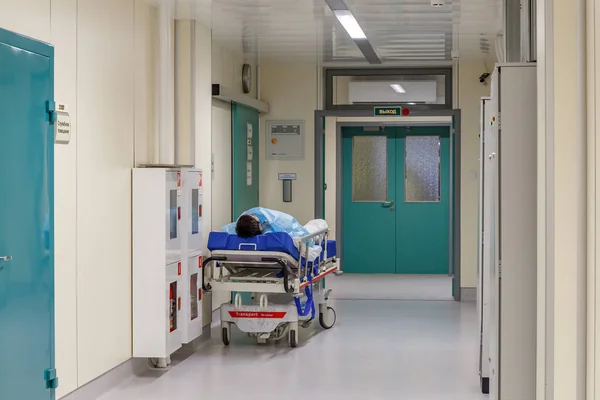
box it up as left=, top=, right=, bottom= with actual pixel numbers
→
left=148, top=0, right=502, bottom=64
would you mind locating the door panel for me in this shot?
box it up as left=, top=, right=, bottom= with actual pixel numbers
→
left=342, top=128, right=396, bottom=274
left=0, top=29, right=55, bottom=400
left=396, top=127, right=450, bottom=274
left=231, top=103, right=259, bottom=218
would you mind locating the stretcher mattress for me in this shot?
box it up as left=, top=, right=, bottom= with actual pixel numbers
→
left=207, top=232, right=337, bottom=261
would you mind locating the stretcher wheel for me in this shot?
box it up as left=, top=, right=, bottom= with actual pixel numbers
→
left=290, top=330, right=298, bottom=348
left=319, top=306, right=336, bottom=330
left=222, top=326, right=231, bottom=346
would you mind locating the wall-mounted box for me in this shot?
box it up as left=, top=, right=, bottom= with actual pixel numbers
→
left=132, top=168, right=183, bottom=358
left=266, top=120, right=305, bottom=160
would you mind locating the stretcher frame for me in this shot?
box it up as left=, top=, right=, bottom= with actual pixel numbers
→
left=202, top=227, right=337, bottom=347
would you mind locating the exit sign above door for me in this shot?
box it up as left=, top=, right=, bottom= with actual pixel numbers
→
left=374, top=106, right=402, bottom=116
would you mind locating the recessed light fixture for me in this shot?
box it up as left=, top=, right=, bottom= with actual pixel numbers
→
left=334, top=10, right=367, bottom=39
left=390, top=84, right=406, bottom=93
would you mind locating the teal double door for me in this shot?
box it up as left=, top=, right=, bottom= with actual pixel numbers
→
left=0, top=29, right=56, bottom=399
left=342, top=126, right=450, bottom=275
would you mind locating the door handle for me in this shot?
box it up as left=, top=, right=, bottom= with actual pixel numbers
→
left=382, top=201, right=394, bottom=208
left=0, top=256, right=12, bottom=261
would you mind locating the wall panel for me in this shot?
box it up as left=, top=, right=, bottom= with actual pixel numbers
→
left=75, top=0, right=135, bottom=386
left=50, top=0, right=78, bottom=396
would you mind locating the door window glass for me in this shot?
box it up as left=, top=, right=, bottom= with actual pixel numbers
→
left=191, top=189, right=199, bottom=234
left=169, top=282, right=178, bottom=332
left=169, top=190, right=178, bottom=239
left=405, top=136, right=441, bottom=202
left=352, top=135, right=387, bottom=202
left=190, top=274, right=198, bottom=320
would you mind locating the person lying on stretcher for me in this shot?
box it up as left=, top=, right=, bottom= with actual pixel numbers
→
left=221, top=207, right=328, bottom=261
left=222, top=207, right=327, bottom=238
left=221, top=207, right=304, bottom=238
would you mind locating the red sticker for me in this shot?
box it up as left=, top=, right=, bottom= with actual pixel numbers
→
left=198, top=172, right=203, bottom=187
left=198, top=256, right=203, bottom=269
left=177, top=172, right=181, bottom=187
left=228, top=311, right=287, bottom=319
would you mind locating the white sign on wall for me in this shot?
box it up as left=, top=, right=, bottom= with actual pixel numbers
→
left=54, top=103, right=71, bottom=144
left=246, top=161, right=252, bottom=186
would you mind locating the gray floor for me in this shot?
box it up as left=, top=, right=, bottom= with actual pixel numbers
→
left=329, top=274, right=454, bottom=301
left=98, top=276, right=486, bottom=400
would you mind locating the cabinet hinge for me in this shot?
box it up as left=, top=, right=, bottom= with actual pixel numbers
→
left=44, top=368, right=59, bottom=390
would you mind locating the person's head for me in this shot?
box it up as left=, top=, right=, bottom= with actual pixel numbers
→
left=235, top=214, right=263, bottom=238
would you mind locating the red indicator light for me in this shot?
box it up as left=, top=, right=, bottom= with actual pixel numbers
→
left=402, top=108, right=410, bottom=116
left=198, top=256, right=203, bottom=269
left=178, top=262, right=181, bottom=276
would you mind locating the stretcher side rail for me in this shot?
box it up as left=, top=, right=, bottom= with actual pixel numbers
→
left=202, top=254, right=295, bottom=294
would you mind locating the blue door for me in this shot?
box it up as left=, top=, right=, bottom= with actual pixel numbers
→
left=0, top=28, right=56, bottom=399
left=342, top=126, right=450, bottom=275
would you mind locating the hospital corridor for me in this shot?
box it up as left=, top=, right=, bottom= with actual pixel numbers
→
left=0, top=0, right=595, bottom=399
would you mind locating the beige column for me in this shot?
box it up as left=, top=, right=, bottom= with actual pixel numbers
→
left=537, top=0, right=588, bottom=397
left=587, top=0, right=600, bottom=396
left=175, top=19, right=195, bottom=166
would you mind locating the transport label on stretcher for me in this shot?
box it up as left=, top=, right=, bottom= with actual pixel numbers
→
left=228, top=311, right=287, bottom=319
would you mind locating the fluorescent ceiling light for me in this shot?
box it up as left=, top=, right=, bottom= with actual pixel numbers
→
left=390, top=84, right=406, bottom=93
left=334, top=10, right=367, bottom=39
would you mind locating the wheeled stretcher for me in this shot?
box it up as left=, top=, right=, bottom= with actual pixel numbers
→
left=202, top=227, right=338, bottom=347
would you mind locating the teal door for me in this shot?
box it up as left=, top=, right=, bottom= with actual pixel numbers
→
left=342, top=126, right=450, bottom=275
left=0, top=29, right=56, bottom=399
left=342, top=128, right=397, bottom=274
left=396, top=127, right=450, bottom=274
left=231, top=103, right=259, bottom=218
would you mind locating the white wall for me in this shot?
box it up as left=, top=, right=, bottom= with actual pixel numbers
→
left=209, top=42, right=258, bottom=310
left=211, top=42, right=259, bottom=231
left=259, top=61, right=318, bottom=224
left=75, top=0, right=136, bottom=386
left=0, top=0, right=155, bottom=397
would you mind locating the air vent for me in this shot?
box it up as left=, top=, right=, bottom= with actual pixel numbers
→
left=431, top=0, right=445, bottom=6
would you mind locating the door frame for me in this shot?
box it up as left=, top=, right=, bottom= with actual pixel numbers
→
left=313, top=109, right=462, bottom=300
